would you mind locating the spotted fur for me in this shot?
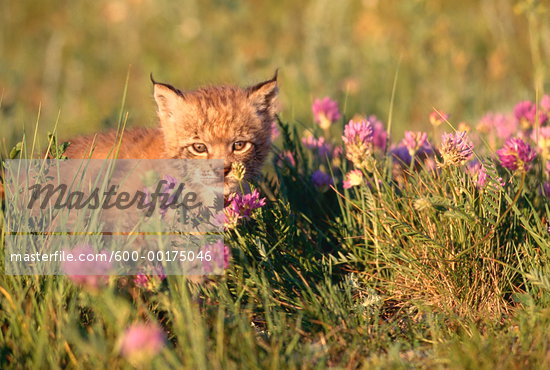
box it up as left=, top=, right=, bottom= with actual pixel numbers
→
left=63, top=73, right=279, bottom=194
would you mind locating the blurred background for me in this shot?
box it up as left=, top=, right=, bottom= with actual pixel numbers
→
left=0, top=0, right=548, bottom=152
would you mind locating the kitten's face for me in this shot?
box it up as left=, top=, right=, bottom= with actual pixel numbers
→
left=153, top=74, right=278, bottom=195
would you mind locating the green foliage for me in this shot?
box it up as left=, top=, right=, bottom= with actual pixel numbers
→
left=1, top=0, right=550, bottom=367
left=3, top=106, right=550, bottom=367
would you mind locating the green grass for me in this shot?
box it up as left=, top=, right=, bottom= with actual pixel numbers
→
left=2, top=0, right=550, bottom=368
left=2, top=102, right=550, bottom=367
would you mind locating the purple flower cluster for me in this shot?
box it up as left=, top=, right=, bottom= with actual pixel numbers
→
left=302, top=135, right=333, bottom=157
left=477, top=113, right=517, bottom=140
left=402, top=131, right=429, bottom=156
left=302, top=95, right=548, bottom=197
left=223, top=189, right=266, bottom=228
left=120, top=323, right=166, bottom=364
left=390, top=145, right=413, bottom=166
left=342, top=119, right=374, bottom=146
left=496, top=137, right=537, bottom=172
left=467, top=160, right=488, bottom=189
left=134, top=266, right=166, bottom=291
left=342, top=119, right=375, bottom=169
left=367, top=115, right=388, bottom=151
left=311, top=170, right=333, bottom=190
left=312, top=97, right=341, bottom=130
left=390, top=140, right=435, bottom=170
left=439, top=131, right=474, bottom=167
left=514, top=100, right=548, bottom=128
left=388, top=130, right=434, bottom=171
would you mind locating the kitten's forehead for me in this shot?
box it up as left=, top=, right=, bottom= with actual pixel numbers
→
left=192, top=86, right=249, bottom=116
left=182, top=86, right=263, bottom=140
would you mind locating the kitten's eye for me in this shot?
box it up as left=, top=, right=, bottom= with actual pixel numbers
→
left=189, top=143, right=208, bottom=155
left=232, top=141, right=252, bottom=153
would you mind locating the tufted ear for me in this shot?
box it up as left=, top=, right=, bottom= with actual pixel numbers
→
left=151, top=74, right=184, bottom=121
left=246, top=70, right=279, bottom=118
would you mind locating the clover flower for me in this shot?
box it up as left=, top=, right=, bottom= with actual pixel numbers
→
left=61, top=243, right=112, bottom=290
left=496, top=137, right=537, bottom=172
left=302, top=134, right=317, bottom=149
left=120, top=323, right=166, bottom=364
left=134, top=274, right=151, bottom=288
left=302, top=135, right=333, bottom=158
left=343, top=169, right=363, bottom=189
left=202, top=240, right=231, bottom=274
left=402, top=131, right=429, bottom=156
left=390, top=143, right=435, bottom=177
left=467, top=160, right=488, bottom=189
left=225, top=189, right=265, bottom=225
left=368, top=115, right=388, bottom=151
left=228, top=189, right=266, bottom=219
left=429, top=111, right=449, bottom=127
left=221, top=206, right=240, bottom=229
left=514, top=100, right=548, bottom=128
left=477, top=113, right=517, bottom=140
left=134, top=266, right=166, bottom=291
left=311, top=170, right=333, bottom=191
left=342, top=119, right=374, bottom=169
left=312, top=97, right=341, bottom=130
left=219, top=190, right=266, bottom=229
left=390, top=145, right=413, bottom=167
left=439, top=131, right=474, bottom=167
left=543, top=183, right=550, bottom=198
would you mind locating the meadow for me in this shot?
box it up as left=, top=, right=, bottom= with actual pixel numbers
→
left=1, top=0, right=550, bottom=368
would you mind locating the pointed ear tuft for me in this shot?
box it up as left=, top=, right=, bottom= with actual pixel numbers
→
left=247, top=70, right=279, bottom=117
left=153, top=80, right=184, bottom=120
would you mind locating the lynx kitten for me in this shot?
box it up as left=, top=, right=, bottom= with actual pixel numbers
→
left=62, top=73, right=279, bottom=195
